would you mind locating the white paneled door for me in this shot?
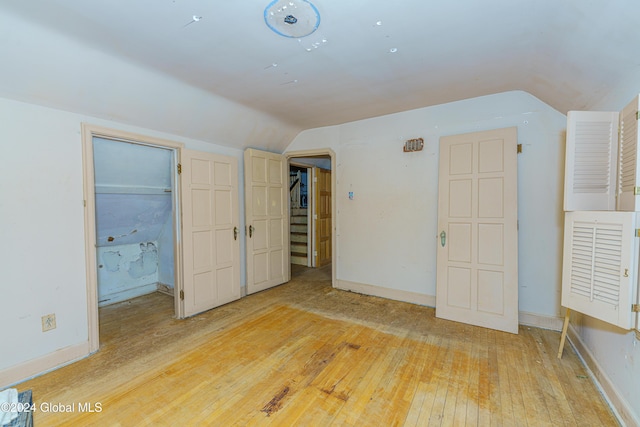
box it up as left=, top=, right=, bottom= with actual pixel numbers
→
left=436, top=127, right=519, bottom=334
left=245, top=149, right=289, bottom=294
left=181, top=149, right=240, bottom=317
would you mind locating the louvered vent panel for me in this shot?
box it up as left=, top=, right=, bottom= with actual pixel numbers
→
left=562, top=211, right=636, bottom=329
left=619, top=109, right=638, bottom=192
left=592, top=225, right=623, bottom=306
left=569, top=223, right=594, bottom=297
left=573, top=121, right=615, bottom=193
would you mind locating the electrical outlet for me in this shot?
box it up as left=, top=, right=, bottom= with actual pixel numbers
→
left=42, top=313, right=56, bottom=332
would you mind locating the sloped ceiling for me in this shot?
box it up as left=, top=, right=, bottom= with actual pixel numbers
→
left=2, top=0, right=640, bottom=149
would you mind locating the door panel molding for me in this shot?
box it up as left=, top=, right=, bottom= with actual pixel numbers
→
left=436, top=127, right=519, bottom=334
left=181, top=149, right=240, bottom=317
left=245, top=149, right=290, bottom=294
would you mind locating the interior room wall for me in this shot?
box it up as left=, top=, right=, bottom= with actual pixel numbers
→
left=285, top=90, right=640, bottom=424
left=157, top=214, right=175, bottom=290
left=0, top=8, right=301, bottom=153
left=286, top=90, right=567, bottom=323
left=0, top=96, right=244, bottom=386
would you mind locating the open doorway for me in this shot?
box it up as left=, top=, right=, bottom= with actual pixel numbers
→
left=93, top=137, right=176, bottom=308
left=82, top=124, right=182, bottom=353
left=287, top=154, right=332, bottom=280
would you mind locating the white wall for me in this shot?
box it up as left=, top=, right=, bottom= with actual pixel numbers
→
left=286, top=91, right=567, bottom=322
left=0, top=96, right=245, bottom=386
left=286, top=90, right=640, bottom=424
left=0, top=8, right=300, bottom=153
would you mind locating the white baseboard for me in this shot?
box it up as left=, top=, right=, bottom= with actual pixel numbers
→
left=156, top=282, right=174, bottom=296
left=0, top=342, right=90, bottom=389
left=98, top=283, right=158, bottom=307
left=335, top=280, right=564, bottom=333
left=567, top=324, right=638, bottom=427
left=335, top=279, right=436, bottom=307
left=518, top=311, right=563, bottom=331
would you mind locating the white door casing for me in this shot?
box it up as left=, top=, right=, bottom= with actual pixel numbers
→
left=245, top=149, right=290, bottom=294
left=436, top=127, right=519, bottom=334
left=181, top=149, right=240, bottom=317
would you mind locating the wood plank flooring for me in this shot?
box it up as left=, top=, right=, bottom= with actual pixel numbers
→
left=17, top=265, right=619, bottom=426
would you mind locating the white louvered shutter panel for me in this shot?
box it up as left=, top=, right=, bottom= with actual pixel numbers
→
left=561, top=211, right=638, bottom=329
left=564, top=111, right=619, bottom=211
left=617, top=95, right=640, bottom=211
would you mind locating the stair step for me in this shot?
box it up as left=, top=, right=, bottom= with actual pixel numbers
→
left=290, top=216, right=308, bottom=225
left=291, top=224, right=307, bottom=233
left=291, top=243, right=307, bottom=253
left=291, top=255, right=308, bottom=266
left=291, top=232, right=308, bottom=243
left=291, top=208, right=308, bottom=216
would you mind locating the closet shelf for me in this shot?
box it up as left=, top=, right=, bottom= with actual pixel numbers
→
left=95, top=185, right=172, bottom=195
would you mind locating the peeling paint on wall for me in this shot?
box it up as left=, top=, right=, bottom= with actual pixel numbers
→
left=102, top=251, right=121, bottom=272
left=129, top=242, right=158, bottom=279
left=97, top=241, right=160, bottom=306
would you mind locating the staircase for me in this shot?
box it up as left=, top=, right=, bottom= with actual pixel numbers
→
left=290, top=208, right=308, bottom=265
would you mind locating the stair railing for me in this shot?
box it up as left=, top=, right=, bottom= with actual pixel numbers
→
left=290, top=171, right=302, bottom=209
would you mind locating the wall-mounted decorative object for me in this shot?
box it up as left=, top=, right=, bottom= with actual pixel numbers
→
left=264, top=0, right=321, bottom=38
left=403, top=137, right=424, bottom=152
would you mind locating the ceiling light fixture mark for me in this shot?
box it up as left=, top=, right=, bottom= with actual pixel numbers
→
left=389, top=47, right=398, bottom=53
left=183, top=15, right=203, bottom=28
left=265, top=0, right=320, bottom=38
left=280, top=79, right=299, bottom=85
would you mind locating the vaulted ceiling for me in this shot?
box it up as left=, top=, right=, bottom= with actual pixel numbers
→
left=2, top=0, right=640, bottom=147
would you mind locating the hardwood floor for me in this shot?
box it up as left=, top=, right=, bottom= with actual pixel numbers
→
left=18, top=265, right=618, bottom=426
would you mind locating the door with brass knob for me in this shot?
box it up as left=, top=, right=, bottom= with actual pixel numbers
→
left=180, top=149, right=240, bottom=317
left=436, top=127, right=519, bottom=334
left=244, top=148, right=290, bottom=294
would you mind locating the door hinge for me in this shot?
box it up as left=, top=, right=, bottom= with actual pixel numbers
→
left=634, top=187, right=640, bottom=195
left=517, top=144, right=523, bottom=154
left=177, top=163, right=182, bottom=174
left=632, top=304, right=640, bottom=312
left=636, top=111, right=640, bottom=121
left=180, top=290, right=184, bottom=300
left=636, top=229, right=640, bottom=238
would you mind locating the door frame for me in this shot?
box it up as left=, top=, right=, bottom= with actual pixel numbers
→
left=289, top=161, right=313, bottom=266
left=285, top=149, right=337, bottom=286
left=81, top=124, right=184, bottom=353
